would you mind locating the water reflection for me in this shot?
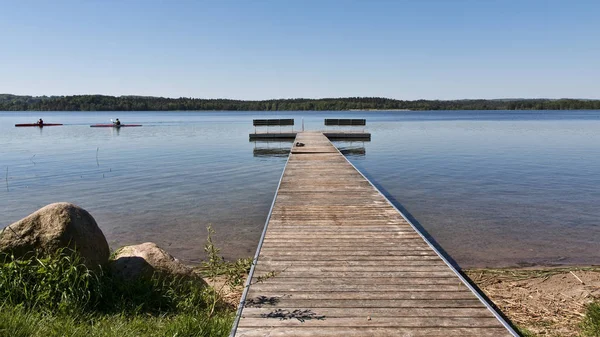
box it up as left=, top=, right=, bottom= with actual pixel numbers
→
left=250, top=139, right=367, bottom=158
left=333, top=140, right=368, bottom=158
left=339, top=147, right=366, bottom=157
left=251, top=140, right=293, bottom=158
left=253, top=148, right=291, bottom=157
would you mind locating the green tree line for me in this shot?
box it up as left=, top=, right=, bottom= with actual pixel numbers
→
left=1, top=94, right=599, bottom=111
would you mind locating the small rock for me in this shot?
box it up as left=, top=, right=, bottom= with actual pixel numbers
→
left=111, top=242, right=206, bottom=285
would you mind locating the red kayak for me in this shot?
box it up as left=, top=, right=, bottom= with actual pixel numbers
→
left=90, top=124, right=142, bottom=127
left=15, top=123, right=63, bottom=127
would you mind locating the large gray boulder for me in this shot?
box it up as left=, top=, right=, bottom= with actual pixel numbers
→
left=111, top=242, right=206, bottom=285
left=0, top=202, right=110, bottom=269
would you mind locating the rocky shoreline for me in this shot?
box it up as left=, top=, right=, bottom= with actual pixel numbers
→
left=0, top=202, right=205, bottom=285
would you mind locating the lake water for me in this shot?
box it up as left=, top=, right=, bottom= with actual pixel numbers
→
left=1, top=110, right=599, bottom=268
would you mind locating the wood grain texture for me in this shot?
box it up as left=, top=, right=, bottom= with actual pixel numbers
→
left=233, top=132, right=514, bottom=336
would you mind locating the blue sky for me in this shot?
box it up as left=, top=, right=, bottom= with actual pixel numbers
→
left=1, top=0, right=599, bottom=100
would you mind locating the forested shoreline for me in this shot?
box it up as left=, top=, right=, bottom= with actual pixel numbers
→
left=1, top=94, right=599, bottom=111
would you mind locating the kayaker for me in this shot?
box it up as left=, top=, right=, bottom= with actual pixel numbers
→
left=38, top=118, right=43, bottom=126
left=114, top=118, right=121, bottom=126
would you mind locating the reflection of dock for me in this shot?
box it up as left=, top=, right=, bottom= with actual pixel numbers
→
left=252, top=144, right=365, bottom=158
left=232, top=132, right=516, bottom=336
left=339, top=147, right=366, bottom=156
left=253, top=148, right=291, bottom=157
left=251, top=139, right=293, bottom=158
left=250, top=131, right=371, bottom=141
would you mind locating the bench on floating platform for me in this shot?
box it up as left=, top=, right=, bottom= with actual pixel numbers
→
left=253, top=119, right=295, bottom=133
left=324, top=118, right=366, bottom=126
left=325, top=118, right=366, bottom=132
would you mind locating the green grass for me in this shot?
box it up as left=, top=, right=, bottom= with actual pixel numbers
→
left=0, top=248, right=219, bottom=316
left=0, top=229, right=252, bottom=337
left=580, top=301, right=600, bottom=337
left=0, top=249, right=99, bottom=315
left=0, top=305, right=234, bottom=337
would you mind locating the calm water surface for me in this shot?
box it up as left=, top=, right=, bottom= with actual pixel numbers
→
left=1, top=110, right=599, bottom=268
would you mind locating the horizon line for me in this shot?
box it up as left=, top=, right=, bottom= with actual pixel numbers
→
left=1, top=93, right=598, bottom=102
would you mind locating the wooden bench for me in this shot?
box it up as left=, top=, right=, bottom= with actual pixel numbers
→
left=253, top=119, right=294, bottom=133
left=324, top=118, right=366, bottom=126
left=324, top=118, right=366, bottom=132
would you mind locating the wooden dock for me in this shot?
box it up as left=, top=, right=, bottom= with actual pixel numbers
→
left=231, top=132, right=517, bottom=336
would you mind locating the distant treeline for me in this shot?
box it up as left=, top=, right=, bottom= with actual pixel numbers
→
left=1, top=94, right=599, bottom=111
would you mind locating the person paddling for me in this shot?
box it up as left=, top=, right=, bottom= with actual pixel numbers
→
left=114, top=118, right=121, bottom=126
left=38, top=118, right=44, bottom=126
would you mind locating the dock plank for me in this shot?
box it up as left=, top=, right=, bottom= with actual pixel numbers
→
left=236, top=327, right=509, bottom=337
left=232, top=132, right=515, bottom=336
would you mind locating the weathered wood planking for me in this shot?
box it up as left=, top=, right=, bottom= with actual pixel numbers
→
left=232, top=132, right=516, bottom=336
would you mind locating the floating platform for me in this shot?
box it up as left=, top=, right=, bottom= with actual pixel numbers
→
left=249, top=131, right=371, bottom=141
left=231, top=132, right=517, bottom=336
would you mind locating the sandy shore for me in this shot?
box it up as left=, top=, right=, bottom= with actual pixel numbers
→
left=464, top=266, right=600, bottom=336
